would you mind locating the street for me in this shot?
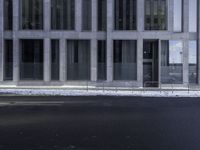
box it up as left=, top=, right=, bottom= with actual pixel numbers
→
left=0, top=96, right=200, bottom=150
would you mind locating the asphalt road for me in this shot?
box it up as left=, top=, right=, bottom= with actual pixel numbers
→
left=0, top=96, right=200, bottom=150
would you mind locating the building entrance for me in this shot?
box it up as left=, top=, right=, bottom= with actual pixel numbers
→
left=143, top=40, right=159, bottom=87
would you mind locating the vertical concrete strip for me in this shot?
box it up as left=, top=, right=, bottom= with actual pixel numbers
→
left=0, top=0, right=4, bottom=81
left=198, top=0, right=200, bottom=84
left=106, top=0, right=113, bottom=82
left=91, top=0, right=97, bottom=81
left=59, top=39, right=66, bottom=82
left=75, top=0, right=82, bottom=32
left=13, top=0, right=19, bottom=83
left=44, top=38, right=51, bottom=82
left=44, top=0, right=51, bottom=32
left=168, top=0, right=174, bottom=32
left=183, top=0, right=189, bottom=85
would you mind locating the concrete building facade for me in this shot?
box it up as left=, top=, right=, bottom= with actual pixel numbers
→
left=0, top=0, right=199, bottom=88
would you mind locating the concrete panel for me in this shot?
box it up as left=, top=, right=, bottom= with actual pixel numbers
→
left=91, top=39, right=97, bottom=81
left=59, top=39, right=66, bottom=82
left=0, top=0, right=4, bottom=81
left=44, top=38, right=51, bottom=82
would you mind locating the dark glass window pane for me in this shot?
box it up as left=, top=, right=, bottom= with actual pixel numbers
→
left=145, top=0, right=167, bottom=30
left=98, top=0, right=106, bottom=31
left=114, top=0, right=137, bottom=30
left=98, top=40, right=106, bottom=80
left=67, top=40, right=90, bottom=80
left=20, top=40, right=43, bottom=80
left=82, top=0, right=91, bottom=31
left=4, top=40, right=13, bottom=80
left=51, top=40, right=59, bottom=80
left=114, top=40, right=137, bottom=80
left=20, top=0, right=43, bottom=30
left=4, top=0, right=13, bottom=30
left=51, top=0, right=75, bottom=30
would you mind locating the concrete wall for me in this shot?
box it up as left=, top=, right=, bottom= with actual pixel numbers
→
left=0, top=0, right=198, bottom=87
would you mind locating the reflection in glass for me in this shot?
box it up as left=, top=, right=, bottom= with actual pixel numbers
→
left=98, top=41, right=106, bottom=80
left=51, top=0, right=75, bottom=30
left=82, top=0, right=91, bottom=31
left=67, top=40, right=90, bottom=80
left=4, top=40, right=13, bottom=80
left=189, top=41, right=197, bottom=84
left=189, top=0, right=197, bottom=32
left=20, top=0, right=43, bottom=30
left=145, top=0, right=167, bottom=30
left=51, top=40, right=60, bottom=80
left=114, top=0, right=137, bottom=30
left=20, top=40, right=44, bottom=80
left=173, top=0, right=182, bottom=32
left=161, top=40, right=183, bottom=84
left=114, top=40, right=137, bottom=80
left=4, top=0, right=13, bottom=30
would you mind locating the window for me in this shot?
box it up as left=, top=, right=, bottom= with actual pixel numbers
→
left=161, top=40, right=183, bottom=84
left=189, top=41, right=197, bottom=84
left=20, top=40, right=43, bottom=80
left=82, top=0, right=91, bottom=31
left=20, top=0, right=43, bottom=30
left=98, top=40, right=106, bottom=80
left=114, top=0, right=137, bottom=30
left=189, top=0, right=197, bottom=32
left=114, top=40, right=137, bottom=80
left=4, top=40, right=13, bottom=80
left=51, top=0, right=75, bottom=30
left=67, top=40, right=90, bottom=80
left=98, top=0, right=107, bottom=31
left=145, top=0, right=167, bottom=30
left=51, top=40, right=60, bottom=80
left=4, top=0, right=12, bottom=30
left=173, top=0, right=182, bottom=32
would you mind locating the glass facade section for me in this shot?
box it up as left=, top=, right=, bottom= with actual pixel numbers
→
left=20, top=40, right=44, bottom=80
left=98, top=40, right=106, bottom=80
left=51, top=40, right=60, bottom=80
left=189, top=0, right=197, bottom=32
left=98, top=0, right=107, bottom=31
left=114, top=0, right=137, bottom=30
left=114, top=40, right=137, bottom=80
left=4, top=40, right=13, bottom=80
left=189, top=41, right=197, bottom=84
left=20, top=0, right=43, bottom=30
left=161, top=40, right=183, bottom=84
left=145, top=0, right=167, bottom=30
left=82, top=0, right=92, bottom=31
left=51, top=0, right=75, bottom=30
left=4, top=0, right=12, bottom=30
left=67, top=40, right=90, bottom=80
left=173, top=0, right=182, bottom=32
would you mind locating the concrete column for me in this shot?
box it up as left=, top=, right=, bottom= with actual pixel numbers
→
left=137, top=0, right=144, bottom=32
left=106, top=0, right=113, bottom=81
left=75, top=0, right=82, bottom=32
left=0, top=0, right=4, bottom=82
left=137, top=38, right=143, bottom=87
left=168, top=0, right=174, bottom=32
left=13, top=0, right=20, bottom=82
left=44, top=0, right=51, bottom=31
left=92, top=0, right=97, bottom=32
left=91, top=39, right=97, bottom=81
left=44, top=38, right=51, bottom=82
left=59, top=39, right=66, bottom=82
left=183, top=0, right=189, bottom=85
left=197, top=0, right=200, bottom=84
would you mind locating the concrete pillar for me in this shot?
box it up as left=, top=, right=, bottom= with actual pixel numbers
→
left=44, top=38, right=51, bottom=82
left=137, top=0, right=144, bottom=32
left=168, top=0, right=174, bottom=32
left=0, top=0, right=4, bottom=82
left=59, top=39, right=66, bottom=82
left=13, top=0, right=19, bottom=82
left=91, top=39, right=97, bottom=81
left=106, top=0, right=113, bottom=81
left=197, top=0, right=200, bottom=84
left=183, top=0, right=189, bottom=85
left=44, top=0, right=51, bottom=31
left=75, top=0, right=82, bottom=32
left=137, top=38, right=143, bottom=87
